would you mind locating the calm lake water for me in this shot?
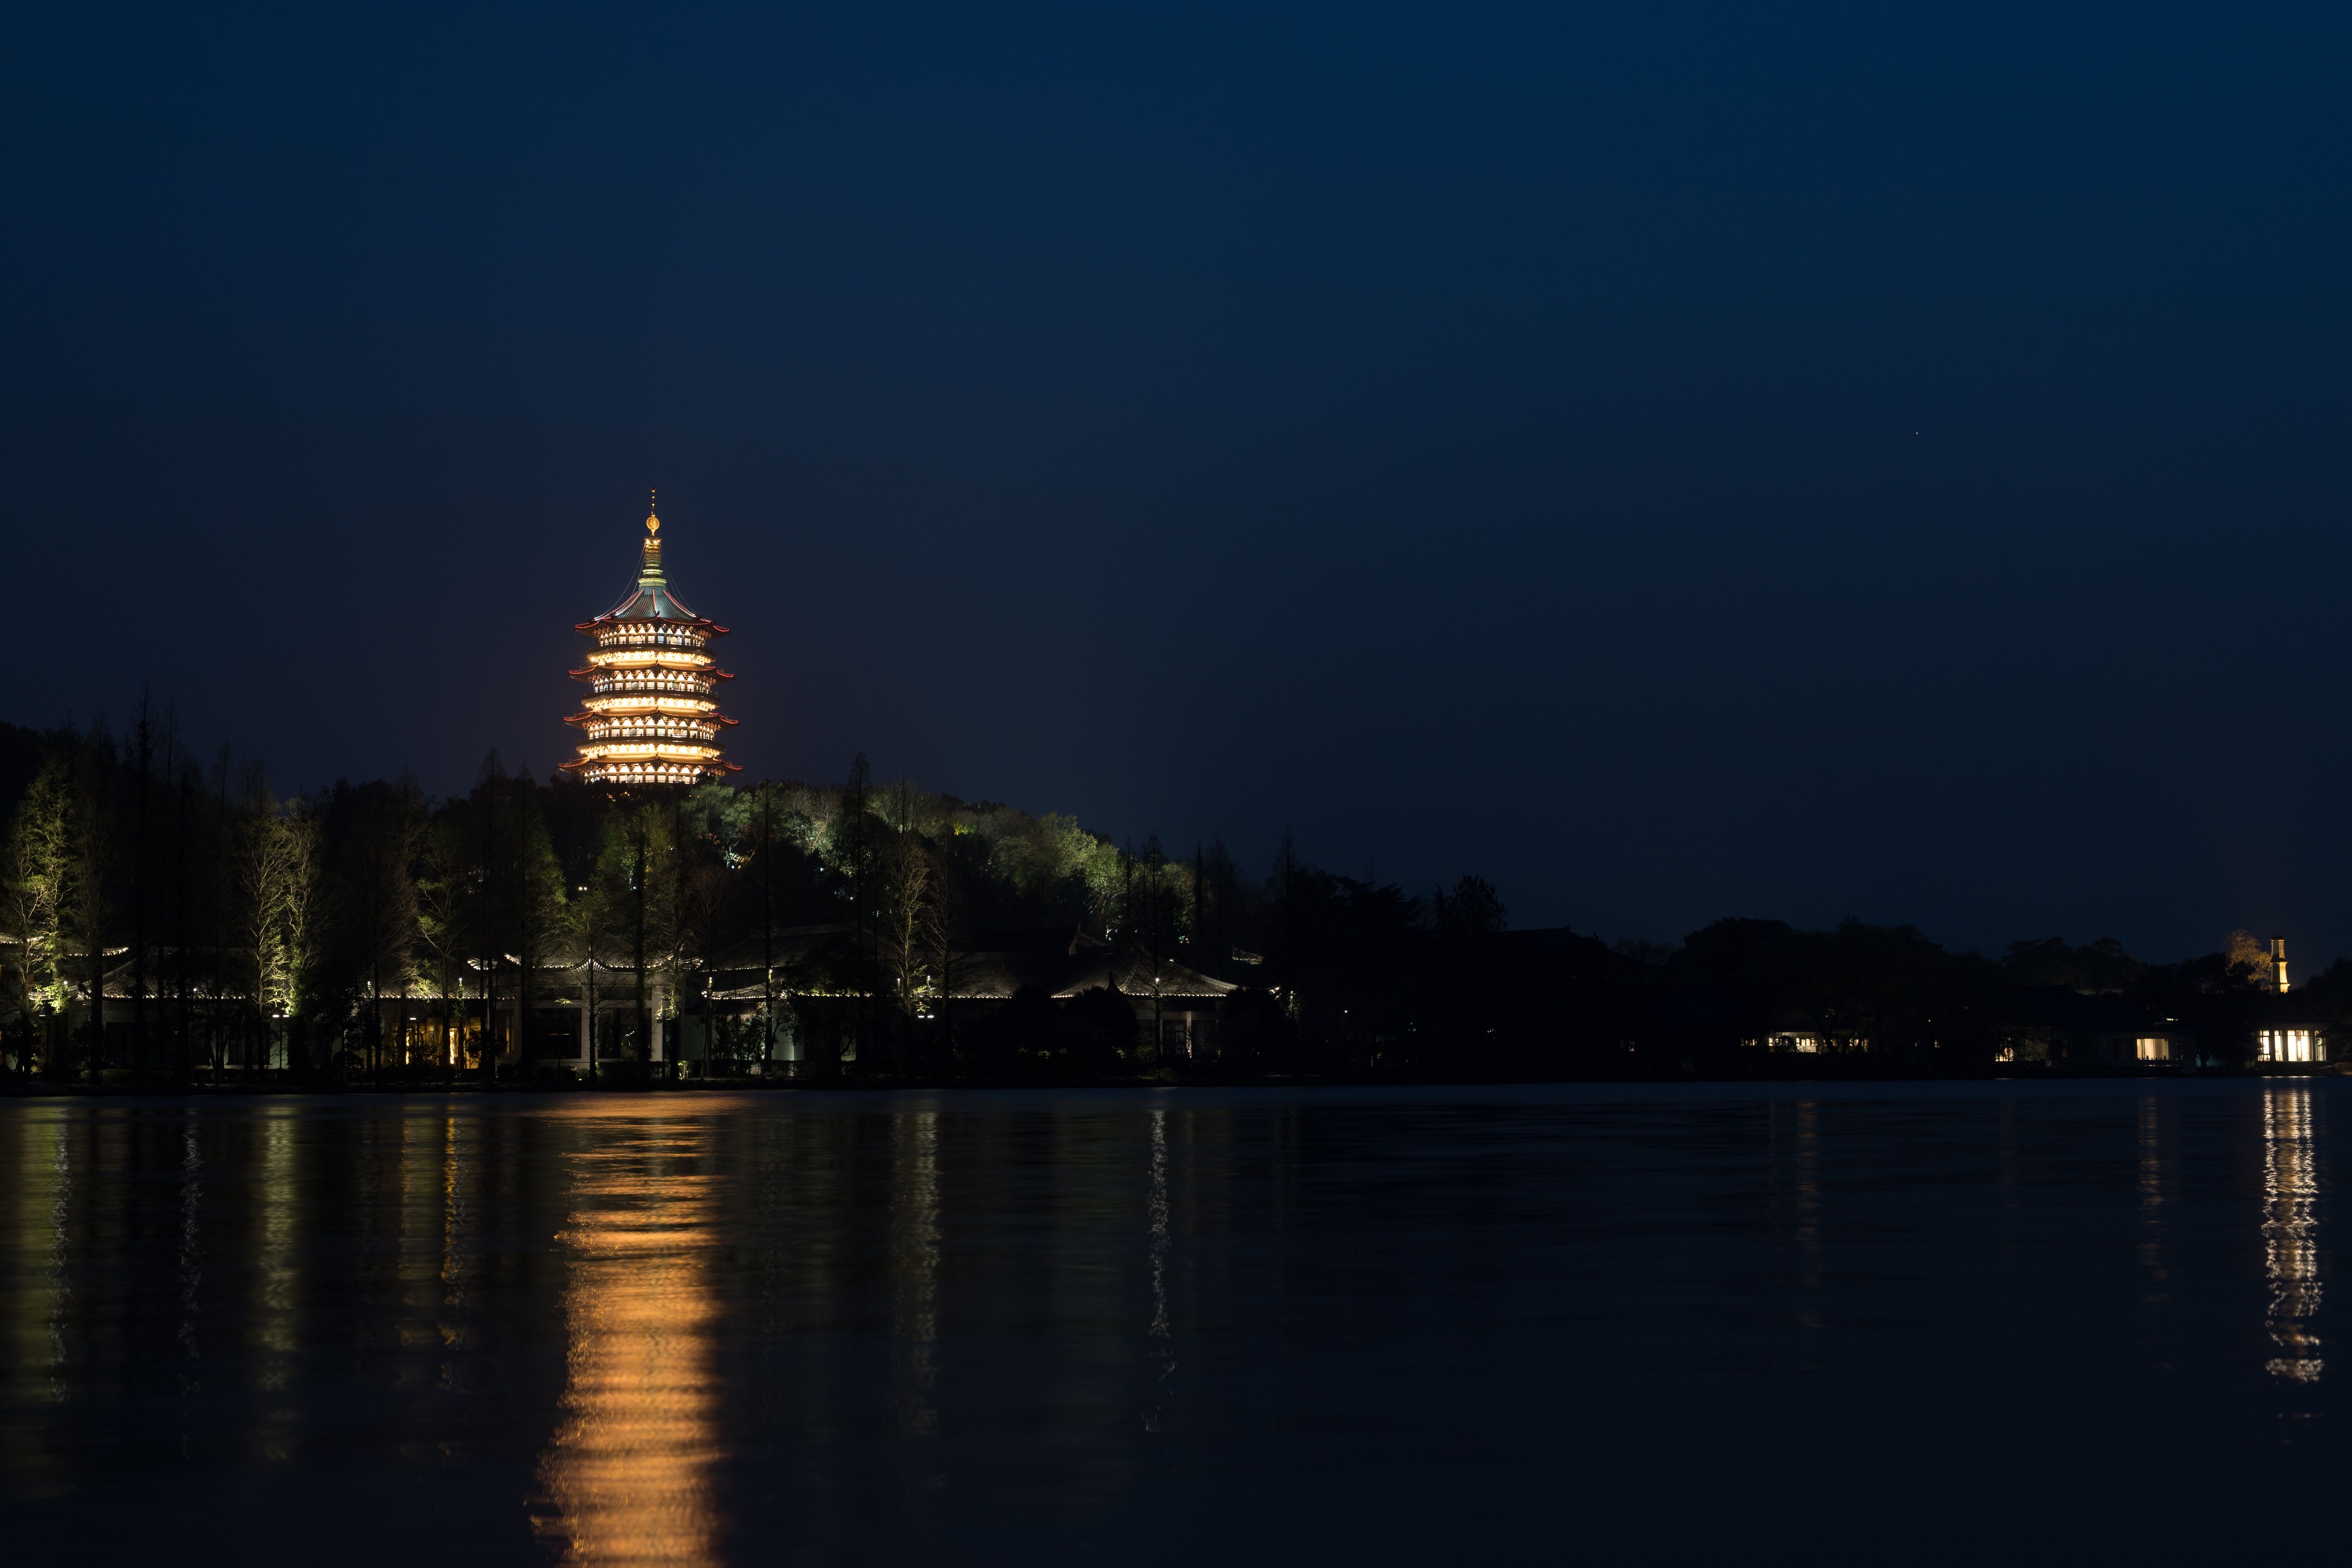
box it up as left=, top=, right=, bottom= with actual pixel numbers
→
left=1, top=1082, right=2343, bottom=1564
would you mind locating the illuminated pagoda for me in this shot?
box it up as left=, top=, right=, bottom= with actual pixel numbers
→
left=562, top=497, right=740, bottom=786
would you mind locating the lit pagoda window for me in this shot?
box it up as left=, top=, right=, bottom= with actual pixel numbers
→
left=560, top=496, right=741, bottom=787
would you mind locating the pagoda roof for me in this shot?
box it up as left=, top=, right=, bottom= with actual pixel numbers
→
left=570, top=665, right=736, bottom=681
left=562, top=711, right=738, bottom=727
left=576, top=509, right=730, bottom=632
left=580, top=579, right=727, bottom=629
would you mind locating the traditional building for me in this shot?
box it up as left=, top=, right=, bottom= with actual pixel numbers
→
left=562, top=499, right=739, bottom=785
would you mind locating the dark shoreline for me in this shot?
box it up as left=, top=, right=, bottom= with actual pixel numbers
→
left=6, top=1062, right=2349, bottom=1097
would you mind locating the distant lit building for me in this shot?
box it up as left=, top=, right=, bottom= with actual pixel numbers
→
left=1762, top=1030, right=1868, bottom=1054
left=2257, top=1024, right=2322, bottom=1064
left=562, top=499, right=739, bottom=786
left=2255, top=935, right=2326, bottom=1064
left=1995, top=986, right=2193, bottom=1066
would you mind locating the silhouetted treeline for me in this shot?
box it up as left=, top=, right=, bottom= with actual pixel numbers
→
left=0, top=713, right=2314, bottom=1087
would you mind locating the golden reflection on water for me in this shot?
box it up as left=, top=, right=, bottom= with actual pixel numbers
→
left=252, top=1109, right=299, bottom=1463
left=0, top=1110, right=70, bottom=1497
left=20, top=1112, right=74, bottom=1414
left=2261, top=1087, right=2322, bottom=1383
left=47, top=1117, right=71, bottom=1406
left=533, top=1113, right=724, bottom=1566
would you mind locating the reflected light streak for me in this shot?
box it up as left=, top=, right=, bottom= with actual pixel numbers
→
left=534, top=1117, right=724, bottom=1566
left=178, top=1117, right=203, bottom=1399
left=1148, top=1108, right=1170, bottom=1343
left=253, top=1110, right=298, bottom=1464
left=893, top=1110, right=941, bottom=1440
left=0, top=1111, right=69, bottom=1493
left=1145, top=1106, right=1174, bottom=1433
left=442, top=1113, right=467, bottom=1358
left=1794, top=1101, right=1822, bottom=1332
left=47, top=1115, right=71, bottom=1407
left=2262, top=1088, right=2322, bottom=1382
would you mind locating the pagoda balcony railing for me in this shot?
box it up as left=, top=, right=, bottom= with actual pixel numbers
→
left=585, top=679, right=718, bottom=698
left=577, top=726, right=724, bottom=746
left=576, top=709, right=721, bottom=727
left=574, top=722, right=724, bottom=740
left=579, top=691, right=715, bottom=710
left=595, top=629, right=711, bottom=652
left=584, top=646, right=716, bottom=668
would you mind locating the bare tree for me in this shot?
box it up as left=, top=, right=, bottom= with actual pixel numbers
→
left=241, top=781, right=321, bottom=1075
left=0, top=747, right=73, bottom=1074
left=928, top=851, right=971, bottom=1075
left=343, top=780, right=424, bottom=1082
left=878, top=825, right=937, bottom=1066
left=509, top=778, right=571, bottom=1080
left=128, top=696, right=158, bottom=1080
left=681, top=856, right=728, bottom=1074
left=606, top=800, right=680, bottom=1073
left=415, top=815, right=475, bottom=1078
left=65, top=729, right=115, bottom=1086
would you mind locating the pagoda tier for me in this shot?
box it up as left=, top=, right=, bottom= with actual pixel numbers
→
left=560, top=503, right=741, bottom=786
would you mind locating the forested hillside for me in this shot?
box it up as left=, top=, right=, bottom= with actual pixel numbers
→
left=0, top=715, right=2329, bottom=1086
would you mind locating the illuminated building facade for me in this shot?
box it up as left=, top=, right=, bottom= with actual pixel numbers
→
left=2259, top=1025, right=2323, bottom=1064
left=563, top=502, right=739, bottom=786
left=2256, top=937, right=2326, bottom=1063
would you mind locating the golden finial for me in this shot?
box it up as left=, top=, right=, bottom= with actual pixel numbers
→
left=646, top=488, right=661, bottom=535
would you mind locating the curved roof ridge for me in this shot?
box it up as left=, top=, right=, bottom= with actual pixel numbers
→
left=581, top=580, right=719, bottom=627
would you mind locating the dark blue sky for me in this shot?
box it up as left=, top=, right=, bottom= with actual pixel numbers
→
left=6, top=2, right=2350, bottom=963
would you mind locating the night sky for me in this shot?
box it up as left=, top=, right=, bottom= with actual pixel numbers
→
left=7, top=3, right=2349, bottom=963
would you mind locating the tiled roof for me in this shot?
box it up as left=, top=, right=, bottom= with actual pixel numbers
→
left=592, top=577, right=707, bottom=625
